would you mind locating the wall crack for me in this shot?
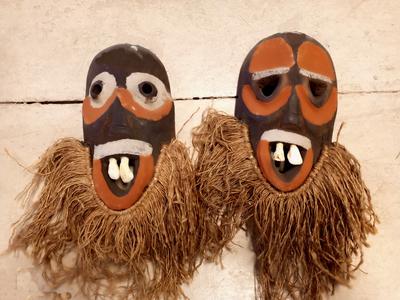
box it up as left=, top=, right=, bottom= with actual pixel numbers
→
left=0, top=90, right=398, bottom=105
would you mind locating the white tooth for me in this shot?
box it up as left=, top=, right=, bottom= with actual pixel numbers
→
left=108, top=158, right=120, bottom=180
left=120, top=156, right=134, bottom=183
left=272, top=142, right=285, bottom=162
left=288, top=144, right=303, bottom=165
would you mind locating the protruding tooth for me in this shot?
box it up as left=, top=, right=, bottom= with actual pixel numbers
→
left=108, top=158, right=120, bottom=180
left=273, top=142, right=285, bottom=162
left=120, top=156, right=134, bottom=183
left=287, top=144, right=303, bottom=165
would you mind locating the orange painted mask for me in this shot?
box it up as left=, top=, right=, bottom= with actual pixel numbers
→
left=235, top=32, right=337, bottom=191
left=83, top=44, right=175, bottom=210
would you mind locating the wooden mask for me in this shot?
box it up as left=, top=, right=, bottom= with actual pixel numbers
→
left=9, top=44, right=207, bottom=299
left=82, top=44, right=175, bottom=210
left=193, top=32, right=377, bottom=299
left=235, top=32, right=337, bottom=191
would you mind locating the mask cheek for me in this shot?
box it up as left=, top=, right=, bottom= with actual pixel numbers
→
left=92, top=155, right=154, bottom=211
left=241, top=84, right=292, bottom=116
left=296, top=85, right=337, bottom=126
left=117, top=88, right=174, bottom=122
left=82, top=92, right=118, bottom=125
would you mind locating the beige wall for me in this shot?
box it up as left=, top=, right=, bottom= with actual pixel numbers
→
left=0, top=1, right=399, bottom=299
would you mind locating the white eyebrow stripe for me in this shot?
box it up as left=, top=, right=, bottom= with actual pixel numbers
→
left=299, top=68, right=333, bottom=84
left=252, top=67, right=290, bottom=81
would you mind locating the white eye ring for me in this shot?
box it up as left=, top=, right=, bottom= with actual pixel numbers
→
left=89, top=72, right=117, bottom=108
left=126, top=72, right=171, bottom=111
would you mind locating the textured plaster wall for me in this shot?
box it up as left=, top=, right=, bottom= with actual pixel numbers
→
left=0, top=1, right=399, bottom=299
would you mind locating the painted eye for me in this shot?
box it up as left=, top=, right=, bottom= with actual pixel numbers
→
left=258, top=75, right=280, bottom=98
left=308, top=79, right=328, bottom=107
left=89, top=72, right=117, bottom=108
left=90, top=81, right=103, bottom=99
left=126, top=72, right=170, bottom=110
left=138, top=81, right=158, bottom=99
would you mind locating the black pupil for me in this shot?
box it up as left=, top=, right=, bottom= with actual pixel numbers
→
left=309, top=79, right=327, bottom=98
left=90, top=81, right=103, bottom=99
left=259, top=75, right=280, bottom=98
left=139, top=81, right=157, bottom=98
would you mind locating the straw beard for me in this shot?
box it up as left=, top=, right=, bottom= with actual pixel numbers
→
left=193, top=110, right=377, bottom=299
left=9, top=138, right=203, bottom=299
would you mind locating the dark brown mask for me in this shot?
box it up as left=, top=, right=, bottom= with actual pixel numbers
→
left=82, top=44, right=175, bottom=210
left=235, top=32, right=337, bottom=191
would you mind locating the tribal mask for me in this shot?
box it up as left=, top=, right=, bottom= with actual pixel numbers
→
left=9, top=44, right=204, bottom=299
left=83, top=44, right=175, bottom=210
left=193, top=32, right=376, bottom=299
left=235, top=32, right=337, bottom=191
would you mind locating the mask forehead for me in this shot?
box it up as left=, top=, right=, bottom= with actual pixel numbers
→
left=297, top=41, right=336, bottom=81
left=249, top=37, right=295, bottom=72
left=85, top=44, right=170, bottom=95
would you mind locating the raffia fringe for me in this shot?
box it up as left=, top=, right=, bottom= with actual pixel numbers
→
left=192, top=109, right=378, bottom=299
left=9, top=138, right=205, bottom=299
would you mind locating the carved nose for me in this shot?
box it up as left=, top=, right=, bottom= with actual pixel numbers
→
left=108, top=97, right=131, bottom=135
left=282, top=90, right=304, bottom=128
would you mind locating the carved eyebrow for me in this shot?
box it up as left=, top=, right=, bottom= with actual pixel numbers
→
left=251, top=67, right=290, bottom=81
left=299, top=68, right=333, bottom=84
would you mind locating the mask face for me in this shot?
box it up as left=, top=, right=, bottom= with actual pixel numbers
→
left=82, top=44, right=175, bottom=210
left=9, top=44, right=207, bottom=299
left=235, top=32, right=337, bottom=191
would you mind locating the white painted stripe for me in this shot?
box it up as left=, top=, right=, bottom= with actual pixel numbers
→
left=126, top=72, right=171, bottom=110
left=93, top=139, right=153, bottom=159
left=260, top=129, right=311, bottom=150
left=252, top=67, right=290, bottom=81
left=299, top=68, right=333, bottom=84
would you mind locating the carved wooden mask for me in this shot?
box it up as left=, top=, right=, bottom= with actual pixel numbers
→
left=235, top=32, right=337, bottom=191
left=82, top=44, right=175, bottom=210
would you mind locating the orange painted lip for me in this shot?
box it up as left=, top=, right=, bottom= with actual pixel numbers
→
left=256, top=139, right=314, bottom=192
left=92, top=155, right=154, bottom=210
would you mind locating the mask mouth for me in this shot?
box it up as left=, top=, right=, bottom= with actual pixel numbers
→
left=269, top=141, right=307, bottom=178
left=93, top=139, right=153, bottom=197
left=100, top=154, right=139, bottom=195
left=257, top=129, right=314, bottom=190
